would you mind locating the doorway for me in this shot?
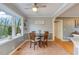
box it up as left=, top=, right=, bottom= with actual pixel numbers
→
left=54, top=20, right=63, bottom=40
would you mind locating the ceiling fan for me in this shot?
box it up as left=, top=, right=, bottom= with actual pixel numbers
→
left=24, top=3, right=46, bottom=12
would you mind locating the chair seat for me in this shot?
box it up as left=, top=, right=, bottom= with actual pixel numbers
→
left=30, top=39, right=39, bottom=42
left=31, top=40, right=35, bottom=42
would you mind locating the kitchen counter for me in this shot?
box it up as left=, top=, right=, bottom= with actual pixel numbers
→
left=70, top=36, right=79, bottom=55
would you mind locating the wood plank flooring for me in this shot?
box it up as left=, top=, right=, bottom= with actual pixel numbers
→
left=54, top=37, right=74, bottom=54
left=12, top=40, right=73, bottom=55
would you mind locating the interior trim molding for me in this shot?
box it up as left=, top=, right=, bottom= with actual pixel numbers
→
left=54, top=3, right=75, bottom=17
left=9, top=40, right=27, bottom=55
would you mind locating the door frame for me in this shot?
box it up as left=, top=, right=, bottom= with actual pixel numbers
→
left=54, top=20, right=64, bottom=41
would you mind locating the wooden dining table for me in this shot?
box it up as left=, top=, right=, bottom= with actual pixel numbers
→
left=36, top=34, right=44, bottom=47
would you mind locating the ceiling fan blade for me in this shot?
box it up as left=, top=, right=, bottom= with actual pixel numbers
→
left=34, top=3, right=37, bottom=6
left=24, top=3, right=46, bottom=10
left=39, top=5, right=46, bottom=7
left=24, top=8, right=31, bottom=9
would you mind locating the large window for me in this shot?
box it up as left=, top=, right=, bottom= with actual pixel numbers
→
left=0, top=14, right=12, bottom=39
left=0, top=11, right=23, bottom=39
left=15, top=17, right=21, bottom=35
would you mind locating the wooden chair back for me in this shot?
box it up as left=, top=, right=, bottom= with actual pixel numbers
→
left=44, top=31, right=49, bottom=40
left=29, top=31, right=36, bottom=41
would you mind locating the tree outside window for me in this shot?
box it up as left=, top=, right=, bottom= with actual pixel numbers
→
left=0, top=12, right=23, bottom=39
left=0, top=15, right=12, bottom=39
left=15, top=17, right=21, bottom=35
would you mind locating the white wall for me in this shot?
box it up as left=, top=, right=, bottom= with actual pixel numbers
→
left=27, top=17, right=53, bottom=33
left=63, top=18, right=75, bottom=37
left=0, top=36, right=25, bottom=55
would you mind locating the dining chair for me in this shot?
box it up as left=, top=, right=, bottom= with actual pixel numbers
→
left=36, top=32, right=43, bottom=48
left=42, top=31, right=49, bottom=47
left=29, top=31, right=37, bottom=50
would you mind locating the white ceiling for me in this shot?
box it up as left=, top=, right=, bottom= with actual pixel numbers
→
left=15, top=3, right=64, bottom=17
left=2, top=3, right=75, bottom=18
left=4, top=3, right=64, bottom=17
left=59, top=4, right=79, bottom=17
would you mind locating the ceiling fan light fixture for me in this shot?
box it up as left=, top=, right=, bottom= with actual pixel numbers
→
left=32, top=7, right=38, bottom=12
left=0, top=11, right=6, bottom=15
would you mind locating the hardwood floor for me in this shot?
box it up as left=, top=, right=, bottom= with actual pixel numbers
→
left=54, top=37, right=74, bottom=54
left=12, top=40, right=73, bottom=55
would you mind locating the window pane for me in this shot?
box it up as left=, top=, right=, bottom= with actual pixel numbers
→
left=15, top=17, right=21, bottom=35
left=0, top=15, right=12, bottom=39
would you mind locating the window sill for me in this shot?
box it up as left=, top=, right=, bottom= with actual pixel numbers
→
left=12, top=34, right=22, bottom=39
left=0, top=35, right=23, bottom=45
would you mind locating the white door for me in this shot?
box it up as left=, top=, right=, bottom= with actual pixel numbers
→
left=54, top=20, right=63, bottom=40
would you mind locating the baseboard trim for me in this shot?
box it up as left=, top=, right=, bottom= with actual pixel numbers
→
left=48, top=39, right=54, bottom=41
left=55, top=37, right=69, bottom=42
left=62, top=38, right=70, bottom=41
left=9, top=40, right=27, bottom=55
left=24, top=39, right=54, bottom=41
